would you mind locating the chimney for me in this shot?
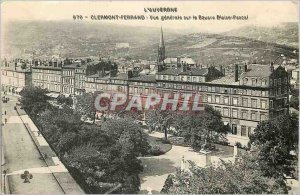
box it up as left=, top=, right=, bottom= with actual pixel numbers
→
left=177, top=57, right=180, bottom=66
left=234, top=64, right=239, bottom=82
left=270, top=62, right=274, bottom=72
left=102, top=66, right=105, bottom=76
left=181, top=61, right=187, bottom=72
left=127, top=70, right=133, bottom=78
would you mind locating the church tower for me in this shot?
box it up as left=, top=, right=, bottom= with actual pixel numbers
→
left=157, top=26, right=166, bottom=63
left=156, top=27, right=166, bottom=72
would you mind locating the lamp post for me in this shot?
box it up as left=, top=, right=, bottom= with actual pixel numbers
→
left=3, top=169, right=8, bottom=194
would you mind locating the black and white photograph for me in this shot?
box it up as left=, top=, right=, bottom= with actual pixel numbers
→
left=0, top=1, right=299, bottom=194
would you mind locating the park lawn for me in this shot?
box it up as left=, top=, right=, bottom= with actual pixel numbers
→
left=146, top=135, right=172, bottom=155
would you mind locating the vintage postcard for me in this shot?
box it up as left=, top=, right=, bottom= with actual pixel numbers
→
left=0, top=0, right=299, bottom=194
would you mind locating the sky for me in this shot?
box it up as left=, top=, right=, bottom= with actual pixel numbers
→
left=1, top=1, right=299, bottom=33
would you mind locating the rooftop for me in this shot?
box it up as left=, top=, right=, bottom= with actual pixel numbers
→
left=241, top=64, right=280, bottom=78
left=158, top=67, right=209, bottom=76
left=129, top=75, right=156, bottom=82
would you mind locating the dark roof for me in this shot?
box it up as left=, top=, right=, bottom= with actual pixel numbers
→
left=157, top=69, right=182, bottom=75
left=241, top=64, right=280, bottom=78
left=158, top=68, right=208, bottom=76
left=180, top=68, right=208, bottom=76
left=112, top=73, right=129, bottom=80
left=86, top=74, right=99, bottom=78
left=129, top=75, right=156, bottom=82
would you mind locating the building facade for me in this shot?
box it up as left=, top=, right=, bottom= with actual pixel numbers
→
left=1, top=66, right=32, bottom=94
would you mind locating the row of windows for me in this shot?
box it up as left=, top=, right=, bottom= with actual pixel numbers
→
left=217, top=107, right=267, bottom=121
left=63, top=78, right=74, bottom=85
left=231, top=125, right=252, bottom=137
left=129, top=81, right=155, bottom=87
left=75, top=69, right=85, bottom=73
left=243, top=77, right=268, bottom=87
left=33, top=74, right=61, bottom=82
left=158, top=74, right=205, bottom=82
left=157, top=83, right=269, bottom=97
left=270, top=78, right=288, bottom=86
left=206, top=95, right=268, bottom=109
left=63, top=70, right=74, bottom=76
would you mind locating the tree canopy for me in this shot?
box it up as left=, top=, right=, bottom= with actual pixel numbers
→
left=20, top=86, right=51, bottom=118
left=37, top=106, right=149, bottom=194
left=250, top=113, right=298, bottom=178
left=162, top=154, right=289, bottom=194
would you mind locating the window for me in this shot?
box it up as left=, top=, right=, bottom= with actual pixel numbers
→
left=248, top=127, right=252, bottom=137
left=232, top=109, right=238, bottom=118
left=215, top=96, right=220, bottom=103
left=208, top=86, right=212, bottom=92
left=223, top=108, right=229, bottom=117
left=193, top=77, right=196, bottom=82
left=241, top=126, right=247, bottom=136
left=252, top=79, right=256, bottom=86
left=207, top=95, right=212, bottom=103
left=224, top=96, right=229, bottom=105
left=233, top=89, right=237, bottom=94
left=274, top=79, right=277, bottom=86
left=242, top=98, right=248, bottom=107
left=242, top=110, right=248, bottom=119
left=277, top=87, right=281, bottom=95
left=215, top=106, right=221, bottom=113
left=232, top=124, right=237, bottom=135
left=251, top=99, right=257, bottom=108
left=251, top=112, right=256, bottom=121
left=270, top=100, right=273, bottom=108
left=233, top=97, right=238, bottom=106
left=260, top=100, right=267, bottom=109
left=260, top=113, right=266, bottom=121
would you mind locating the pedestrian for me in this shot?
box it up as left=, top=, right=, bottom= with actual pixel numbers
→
left=4, top=118, right=7, bottom=124
left=37, top=131, right=41, bottom=136
left=4, top=110, right=6, bottom=115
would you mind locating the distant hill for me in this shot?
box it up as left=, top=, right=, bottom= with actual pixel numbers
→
left=2, top=21, right=181, bottom=59
left=129, top=32, right=298, bottom=66
left=223, top=23, right=298, bottom=48
left=2, top=21, right=298, bottom=67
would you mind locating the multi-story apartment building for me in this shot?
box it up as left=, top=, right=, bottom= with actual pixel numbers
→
left=61, top=64, right=76, bottom=95
left=0, top=61, right=32, bottom=94
left=75, top=64, right=87, bottom=95
left=32, top=60, right=62, bottom=93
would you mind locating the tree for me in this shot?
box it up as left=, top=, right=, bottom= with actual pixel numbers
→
left=290, top=88, right=299, bottom=110
left=57, top=94, right=73, bottom=106
left=161, top=154, right=289, bottom=194
left=20, top=86, right=51, bottom=118
left=173, top=105, right=227, bottom=149
left=146, top=109, right=174, bottom=141
left=250, top=113, right=298, bottom=178
left=75, top=92, right=97, bottom=123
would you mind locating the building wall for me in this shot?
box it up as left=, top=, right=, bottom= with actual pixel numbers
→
left=32, top=68, right=62, bottom=93
left=1, top=68, right=31, bottom=93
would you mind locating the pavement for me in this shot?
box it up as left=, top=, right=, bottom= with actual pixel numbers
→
left=1, top=94, right=84, bottom=194
left=139, top=131, right=299, bottom=194
left=139, top=131, right=235, bottom=194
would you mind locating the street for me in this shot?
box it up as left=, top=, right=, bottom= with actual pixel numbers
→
left=1, top=95, right=64, bottom=194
